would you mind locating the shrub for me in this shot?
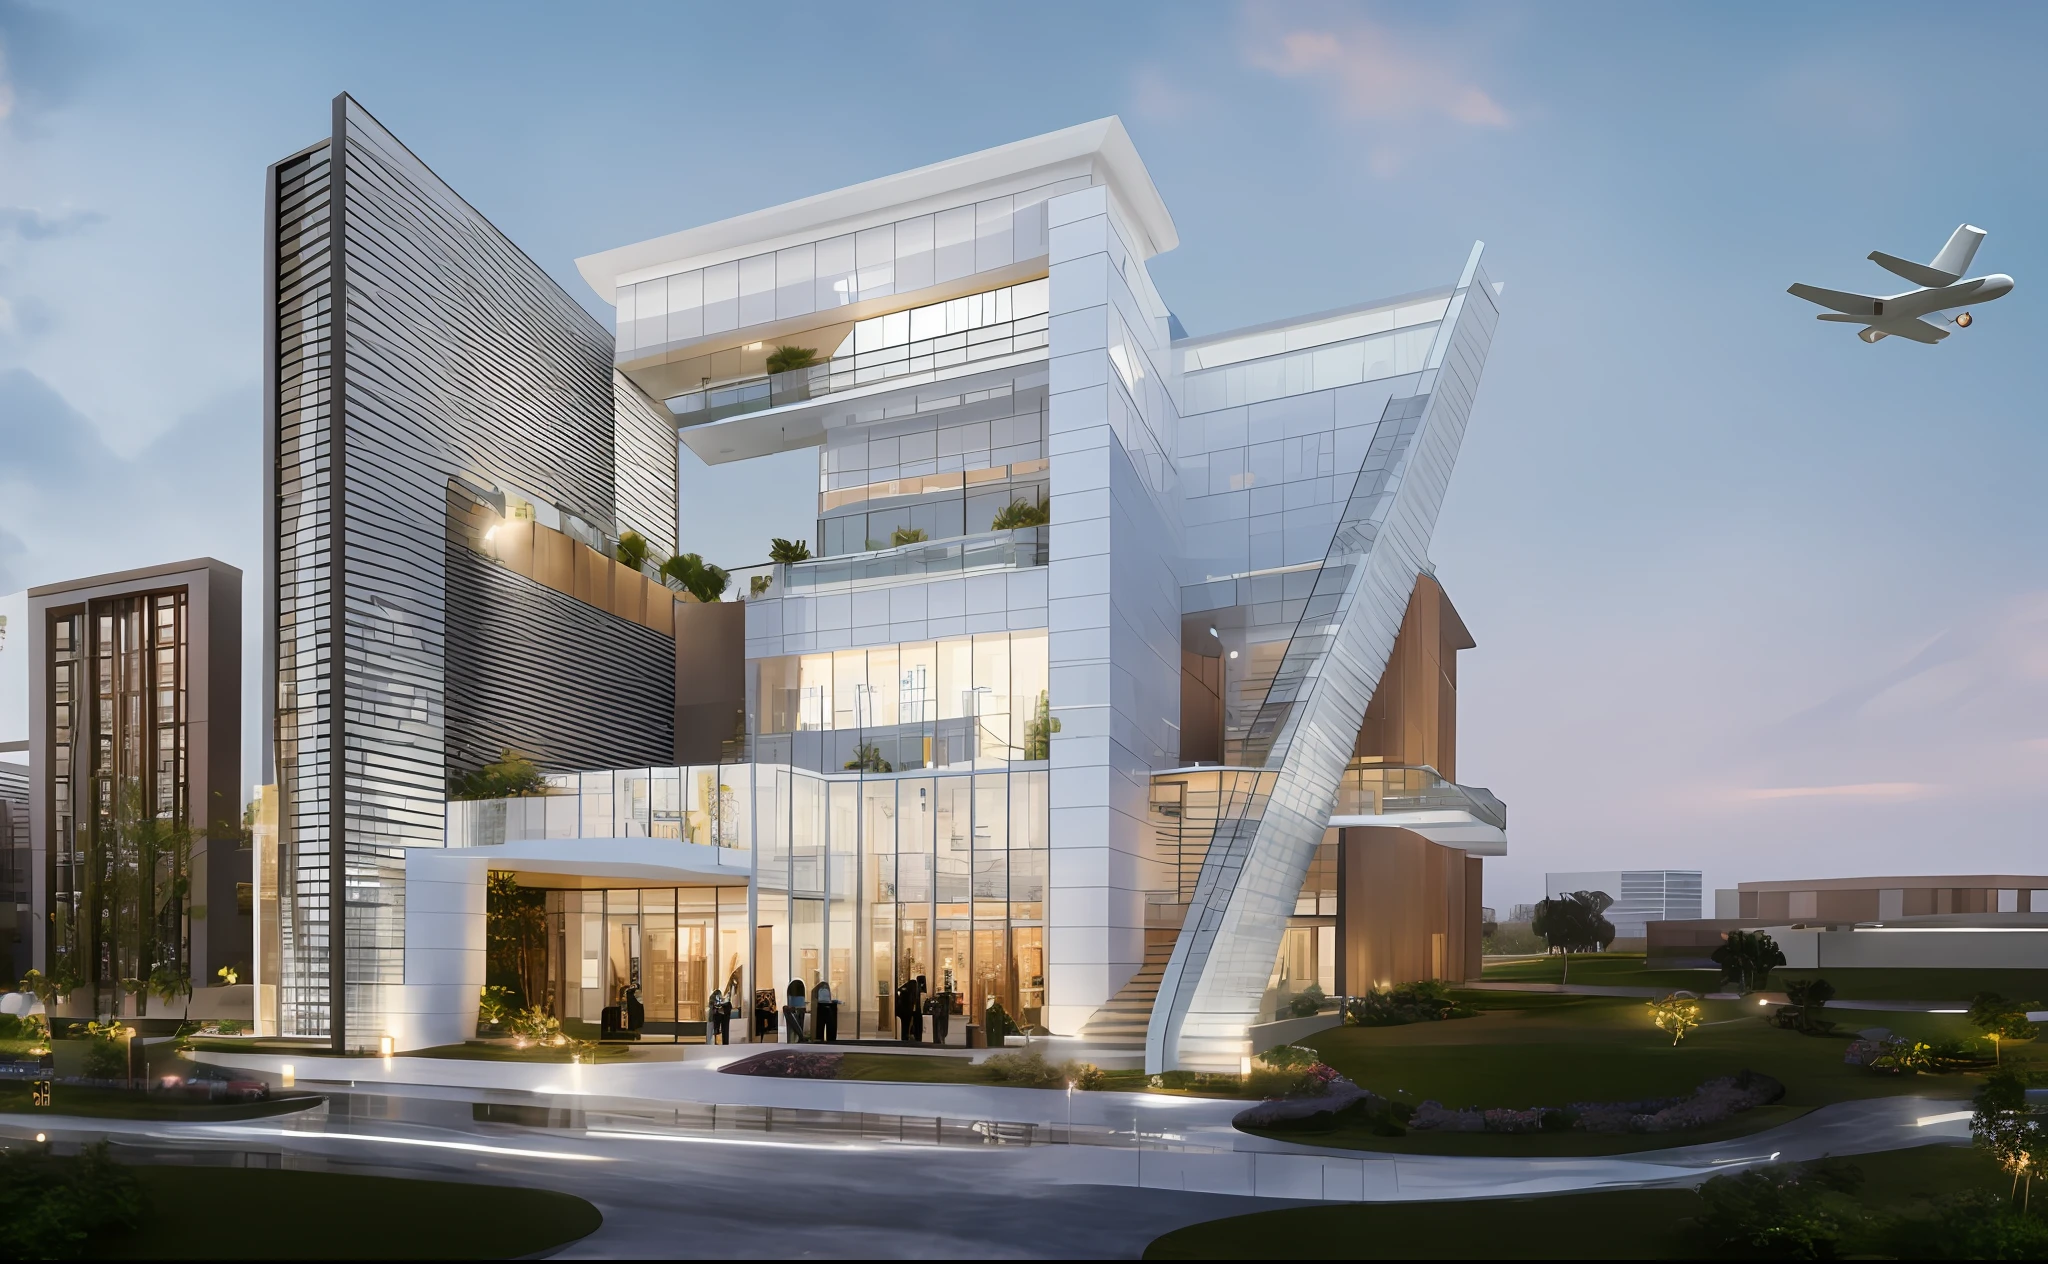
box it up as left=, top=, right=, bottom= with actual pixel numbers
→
left=478, top=985, right=514, bottom=1029
left=0, top=1141, right=145, bottom=1259
left=614, top=530, right=650, bottom=573
left=1891, top=1191, right=2048, bottom=1259
left=449, top=749, right=549, bottom=801
left=983, top=1048, right=1063, bottom=1087
left=509, top=1006, right=565, bottom=1047
left=1695, top=1159, right=1864, bottom=1260
left=1648, top=994, right=1703, bottom=1045
left=1346, top=981, right=1472, bottom=1027
left=215, top=1020, right=243, bottom=1037
left=79, top=1022, right=128, bottom=1080
left=1286, top=983, right=1326, bottom=1018
left=1063, top=1060, right=1107, bottom=1091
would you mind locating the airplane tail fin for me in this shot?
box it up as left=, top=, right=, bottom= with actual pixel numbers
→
left=1930, top=224, right=1985, bottom=278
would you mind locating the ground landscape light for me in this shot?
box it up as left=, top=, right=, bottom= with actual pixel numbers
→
left=379, top=1035, right=395, bottom=1058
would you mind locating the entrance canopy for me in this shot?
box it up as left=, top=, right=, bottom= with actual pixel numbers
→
left=464, top=837, right=752, bottom=887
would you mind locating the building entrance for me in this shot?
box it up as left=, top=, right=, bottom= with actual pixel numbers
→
left=544, top=886, right=746, bottom=1041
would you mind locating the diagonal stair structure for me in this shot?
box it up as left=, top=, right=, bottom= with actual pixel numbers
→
left=1076, top=937, right=1178, bottom=1049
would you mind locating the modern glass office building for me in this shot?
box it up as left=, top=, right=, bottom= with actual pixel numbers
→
left=264, top=105, right=1509, bottom=1070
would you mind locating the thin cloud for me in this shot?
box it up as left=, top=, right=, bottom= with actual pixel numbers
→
left=1130, top=64, right=1201, bottom=123
left=1740, top=782, right=1939, bottom=802
left=1246, top=20, right=1512, bottom=129
left=0, top=207, right=103, bottom=239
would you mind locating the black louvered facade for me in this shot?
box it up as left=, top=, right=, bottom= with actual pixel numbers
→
left=265, top=94, right=675, bottom=1048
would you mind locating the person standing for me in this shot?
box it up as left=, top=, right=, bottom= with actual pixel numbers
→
left=813, top=978, right=837, bottom=1043
left=909, top=974, right=928, bottom=1043
left=707, top=989, right=732, bottom=1045
left=894, top=977, right=917, bottom=1042
left=929, top=982, right=955, bottom=1046
left=783, top=978, right=808, bottom=1044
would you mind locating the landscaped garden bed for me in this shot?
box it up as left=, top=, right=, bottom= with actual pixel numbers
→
left=1234, top=989, right=2024, bottom=1156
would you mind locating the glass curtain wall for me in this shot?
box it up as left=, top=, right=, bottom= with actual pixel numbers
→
left=753, top=629, right=1049, bottom=774
left=752, top=766, right=1048, bottom=1039
left=545, top=884, right=743, bottom=1039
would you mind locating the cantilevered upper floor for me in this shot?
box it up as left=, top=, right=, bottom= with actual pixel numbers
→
left=575, top=118, right=1174, bottom=464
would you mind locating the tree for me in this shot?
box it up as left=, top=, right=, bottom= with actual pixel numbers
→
left=1973, top=1070, right=2048, bottom=1210
left=1778, top=976, right=1837, bottom=1034
left=614, top=529, right=651, bottom=574
left=1649, top=993, right=1703, bottom=1045
left=449, top=749, right=550, bottom=801
left=66, top=781, right=194, bottom=1020
left=661, top=552, right=730, bottom=603
left=990, top=495, right=1050, bottom=530
left=1970, top=992, right=2042, bottom=1043
left=1531, top=890, right=1615, bottom=954
left=889, top=526, right=929, bottom=546
left=486, top=872, right=549, bottom=1013
left=1712, top=929, right=1786, bottom=994
left=767, top=537, right=812, bottom=565
left=765, top=345, right=818, bottom=375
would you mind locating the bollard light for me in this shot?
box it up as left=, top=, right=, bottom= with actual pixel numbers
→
left=281, top=1063, right=295, bottom=1088
left=378, top=1035, right=395, bottom=1058
left=1240, top=1055, right=1253, bottom=1077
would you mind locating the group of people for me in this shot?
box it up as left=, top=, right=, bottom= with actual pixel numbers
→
left=700, top=975, right=964, bottom=1046
left=893, top=975, right=959, bottom=1045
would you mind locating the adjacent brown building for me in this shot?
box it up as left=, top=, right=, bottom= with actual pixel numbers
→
left=27, top=559, right=244, bottom=1013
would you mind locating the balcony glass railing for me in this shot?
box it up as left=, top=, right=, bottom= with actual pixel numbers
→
left=1332, top=762, right=1507, bottom=831
left=666, top=312, right=1050, bottom=426
left=765, top=527, right=1046, bottom=594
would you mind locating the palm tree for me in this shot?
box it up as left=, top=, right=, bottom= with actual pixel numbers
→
left=990, top=496, right=1050, bottom=530
left=767, top=537, right=812, bottom=565
left=890, top=526, right=929, bottom=547
left=765, top=345, right=818, bottom=375
left=661, top=552, right=731, bottom=603
left=614, top=529, right=651, bottom=573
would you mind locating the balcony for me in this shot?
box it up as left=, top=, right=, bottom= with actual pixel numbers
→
left=1333, top=762, right=1506, bottom=831
left=759, top=527, right=1046, bottom=596
left=666, top=310, right=1051, bottom=428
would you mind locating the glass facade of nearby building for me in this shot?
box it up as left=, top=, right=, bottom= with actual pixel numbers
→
left=449, top=761, right=1051, bottom=1037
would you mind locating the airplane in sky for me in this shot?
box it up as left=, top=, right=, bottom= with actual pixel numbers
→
left=1789, top=224, right=2014, bottom=344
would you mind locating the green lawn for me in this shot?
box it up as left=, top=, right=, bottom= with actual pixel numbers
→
left=1248, top=991, right=2023, bottom=1156
left=0, top=1082, right=321, bottom=1121
left=95, top=1167, right=601, bottom=1259
left=1481, top=953, right=1724, bottom=991
left=1145, top=1142, right=1998, bottom=1260
left=1482, top=953, right=2048, bottom=1004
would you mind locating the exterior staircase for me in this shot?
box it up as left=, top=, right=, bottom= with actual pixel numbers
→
left=1076, top=935, right=1178, bottom=1049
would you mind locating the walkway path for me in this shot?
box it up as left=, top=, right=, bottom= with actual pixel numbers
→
left=1467, top=981, right=1971, bottom=1014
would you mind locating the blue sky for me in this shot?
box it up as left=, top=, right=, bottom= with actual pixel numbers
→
left=2, top=1, right=2044, bottom=908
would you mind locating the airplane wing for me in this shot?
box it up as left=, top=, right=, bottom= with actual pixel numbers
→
left=1875, top=317, right=1949, bottom=344
left=1868, top=251, right=1957, bottom=287
left=1787, top=282, right=1880, bottom=315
